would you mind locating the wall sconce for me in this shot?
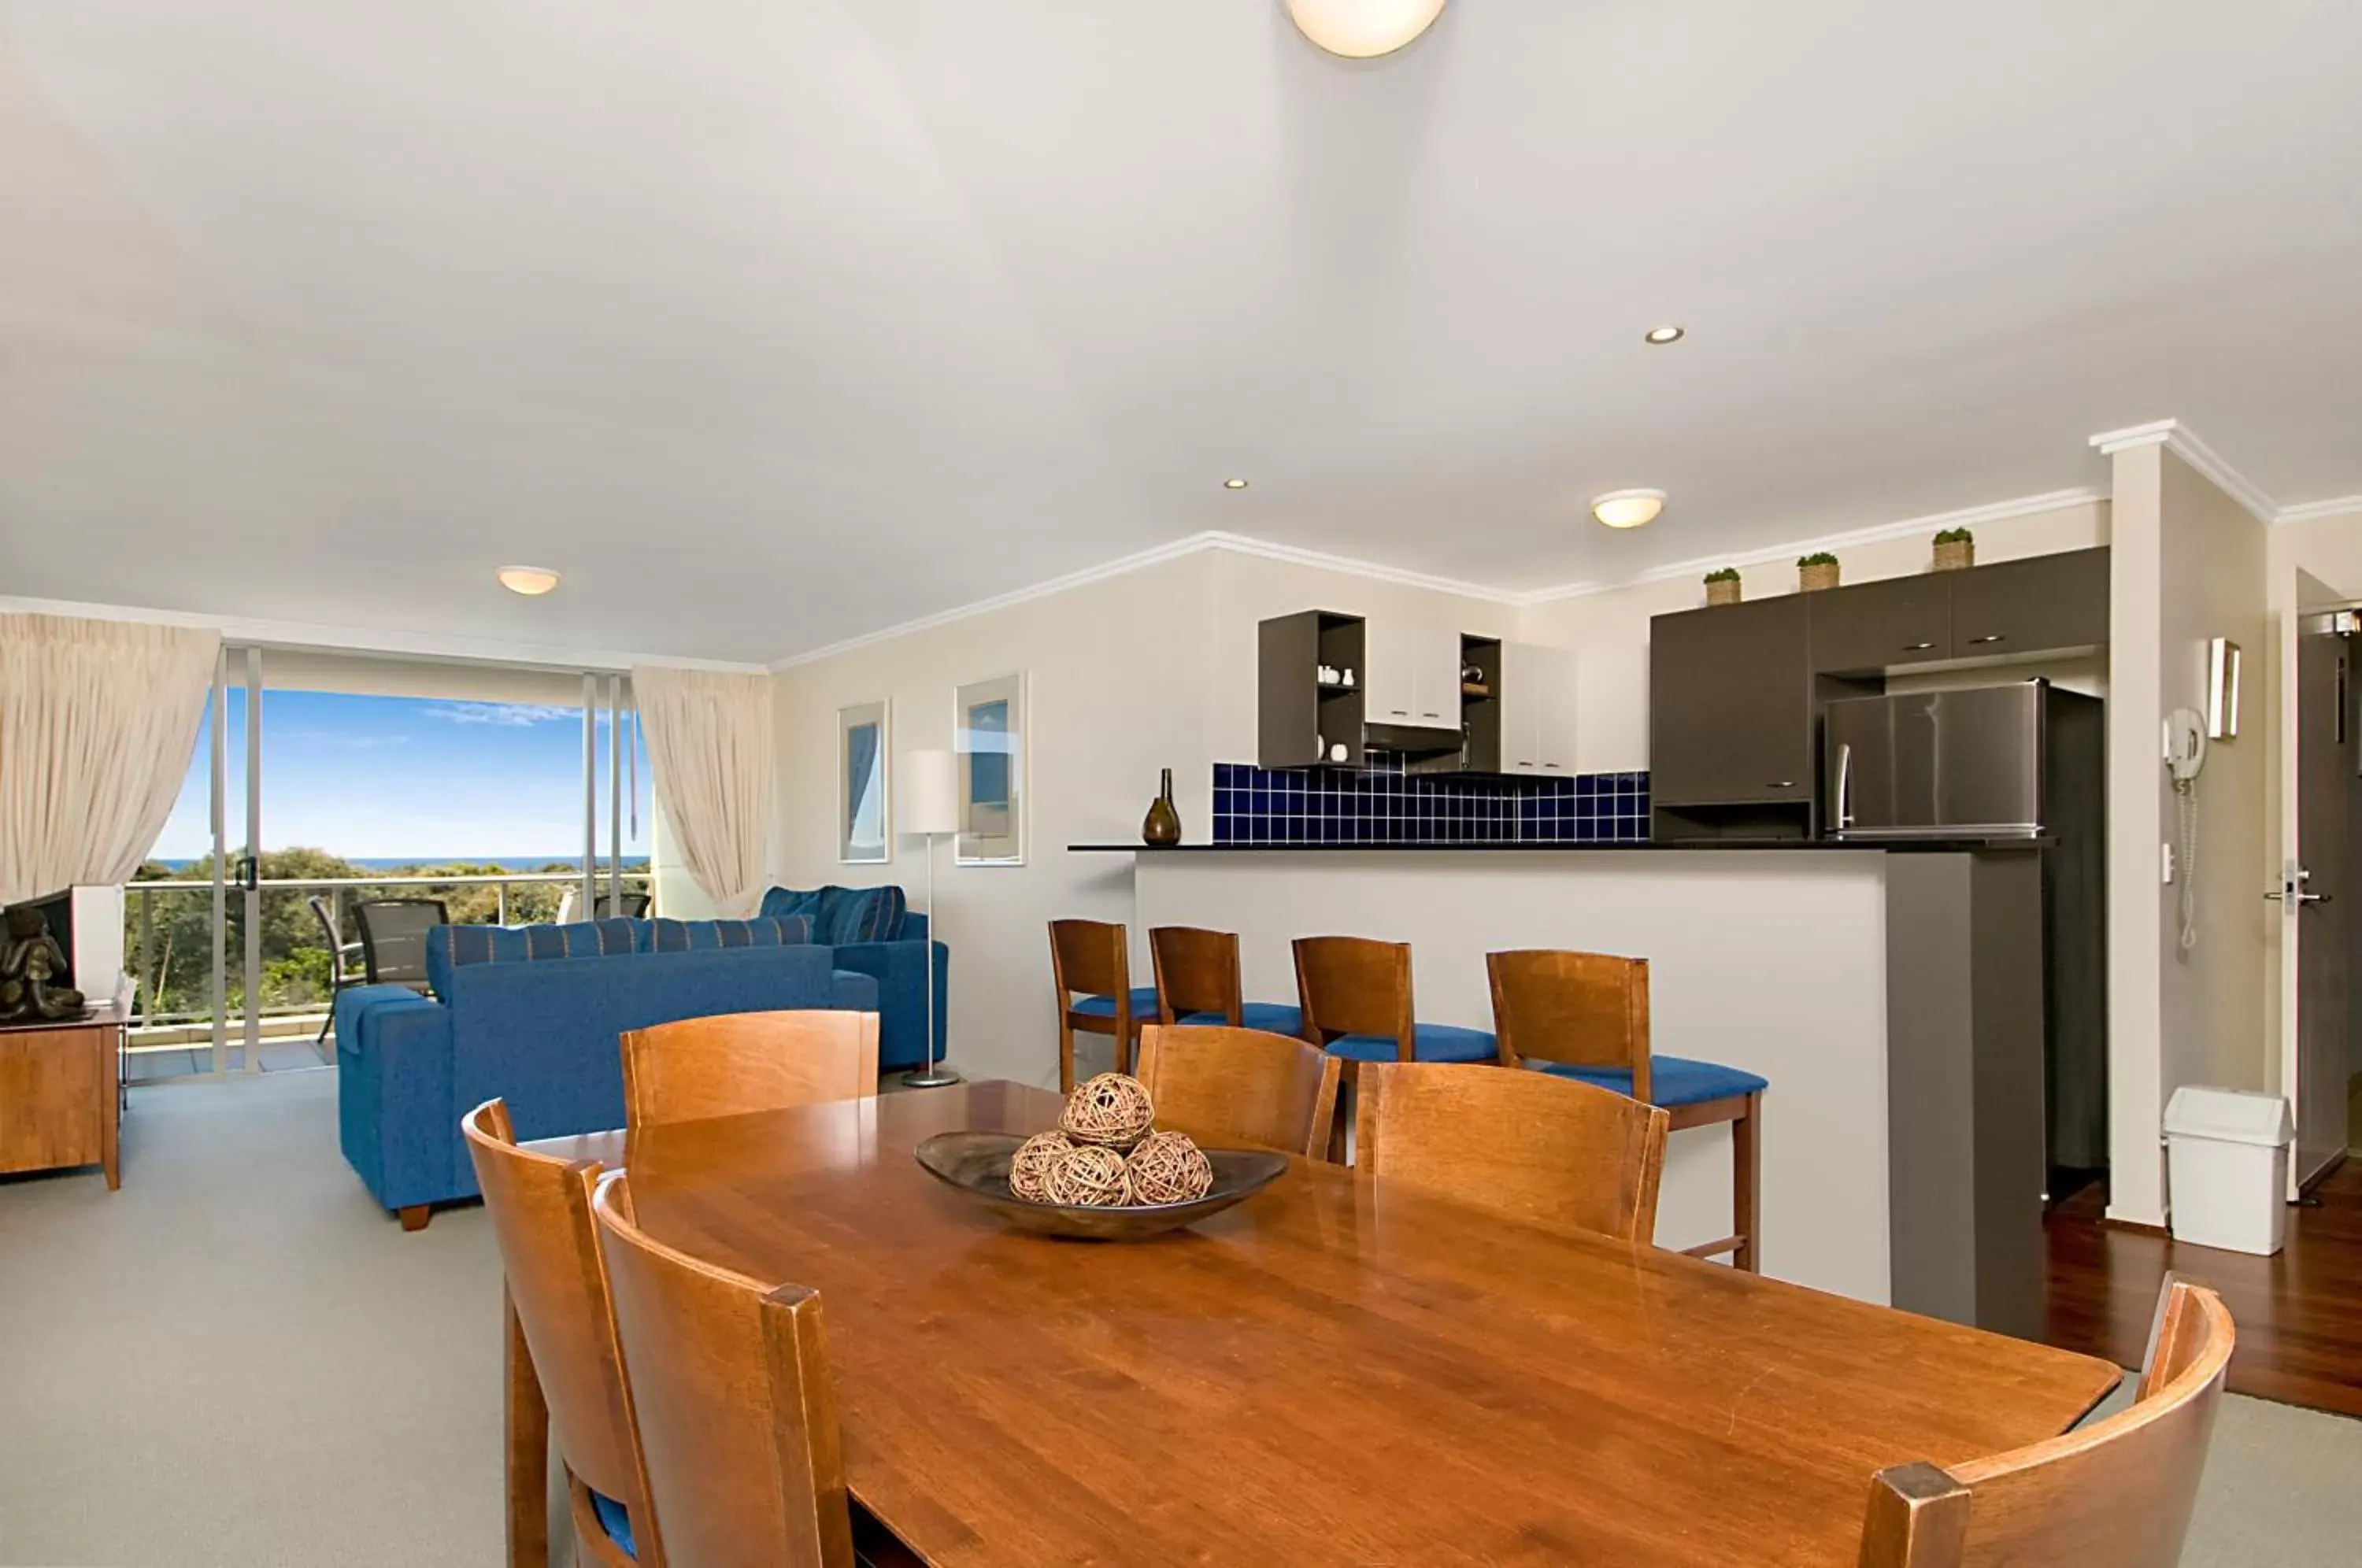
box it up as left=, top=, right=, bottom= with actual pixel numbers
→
left=2206, top=638, right=2241, bottom=740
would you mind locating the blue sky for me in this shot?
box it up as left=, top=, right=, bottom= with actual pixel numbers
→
left=154, top=690, right=652, bottom=862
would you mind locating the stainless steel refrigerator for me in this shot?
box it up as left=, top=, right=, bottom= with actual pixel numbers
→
left=1824, top=682, right=2108, bottom=1182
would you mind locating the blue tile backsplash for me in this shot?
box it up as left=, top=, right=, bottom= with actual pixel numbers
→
left=1211, top=761, right=1650, bottom=845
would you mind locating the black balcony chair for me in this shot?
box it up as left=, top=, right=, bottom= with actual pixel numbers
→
left=354, top=900, right=449, bottom=996
left=593, top=892, right=651, bottom=919
left=307, top=894, right=369, bottom=1046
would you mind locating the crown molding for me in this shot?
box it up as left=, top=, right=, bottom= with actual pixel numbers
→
left=2089, top=418, right=2279, bottom=525
left=2276, top=494, right=2362, bottom=527
left=1194, top=530, right=1525, bottom=605
left=1519, top=486, right=2107, bottom=605
left=0, top=595, right=769, bottom=675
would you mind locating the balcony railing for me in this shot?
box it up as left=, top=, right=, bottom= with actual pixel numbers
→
left=127, top=871, right=654, bottom=1034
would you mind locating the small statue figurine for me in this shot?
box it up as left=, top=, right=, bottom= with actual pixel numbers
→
left=0, top=904, right=83, bottom=1022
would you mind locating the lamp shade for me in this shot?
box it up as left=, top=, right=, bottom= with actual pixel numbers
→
left=900, top=749, right=961, bottom=836
left=1287, top=0, right=1446, bottom=59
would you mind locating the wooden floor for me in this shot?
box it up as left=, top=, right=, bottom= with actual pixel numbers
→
left=2045, top=1158, right=2362, bottom=1417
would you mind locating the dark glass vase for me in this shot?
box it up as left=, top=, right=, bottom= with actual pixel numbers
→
left=1142, top=767, right=1182, bottom=845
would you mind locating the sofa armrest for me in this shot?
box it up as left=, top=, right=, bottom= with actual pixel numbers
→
left=334, top=986, right=457, bottom=1212
left=831, top=969, right=880, bottom=1013
left=830, top=938, right=948, bottom=1071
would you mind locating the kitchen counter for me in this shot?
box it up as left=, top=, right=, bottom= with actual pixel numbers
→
left=1070, top=838, right=2049, bottom=854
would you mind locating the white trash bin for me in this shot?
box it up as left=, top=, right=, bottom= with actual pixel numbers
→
left=2163, top=1086, right=2294, bottom=1256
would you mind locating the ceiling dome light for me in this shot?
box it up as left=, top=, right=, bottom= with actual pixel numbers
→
left=1287, top=0, right=1447, bottom=59
left=1591, top=490, right=1666, bottom=530
left=1643, top=324, right=1686, bottom=345
left=1224, top=477, right=1250, bottom=490
left=497, top=566, right=561, bottom=596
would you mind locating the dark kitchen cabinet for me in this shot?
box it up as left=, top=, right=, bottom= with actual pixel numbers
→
left=1809, top=573, right=1953, bottom=674
left=1649, top=594, right=1813, bottom=809
left=1947, top=546, right=2110, bottom=659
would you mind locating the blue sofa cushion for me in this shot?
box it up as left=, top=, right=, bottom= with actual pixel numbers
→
left=644, top=915, right=808, bottom=952
left=426, top=919, right=639, bottom=997
left=1072, top=986, right=1161, bottom=1021
left=762, top=885, right=907, bottom=945
left=1324, top=1023, right=1497, bottom=1064
left=1531, top=1055, right=1768, bottom=1108
left=588, top=1489, right=635, bottom=1559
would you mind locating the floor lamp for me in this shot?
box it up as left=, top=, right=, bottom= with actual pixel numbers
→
left=900, top=749, right=962, bottom=1088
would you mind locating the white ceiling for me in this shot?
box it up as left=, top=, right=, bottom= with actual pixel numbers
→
left=2, top=2, right=2357, bottom=664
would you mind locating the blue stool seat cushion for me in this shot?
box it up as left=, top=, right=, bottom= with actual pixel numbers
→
left=1178, top=1002, right=1306, bottom=1037
left=1532, top=1054, right=1768, bottom=1108
left=1324, top=1023, right=1498, bottom=1064
left=588, top=1488, right=635, bottom=1559
left=1072, top=986, right=1161, bottom=1021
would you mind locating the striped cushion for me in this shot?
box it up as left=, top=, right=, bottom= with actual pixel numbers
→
left=645, top=916, right=809, bottom=952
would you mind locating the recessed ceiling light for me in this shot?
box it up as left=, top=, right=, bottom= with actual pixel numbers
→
left=1644, top=324, right=1686, bottom=345
left=1287, top=0, right=1447, bottom=59
left=497, top=566, right=561, bottom=596
left=1591, top=490, right=1666, bottom=530
left=1224, top=477, right=1249, bottom=490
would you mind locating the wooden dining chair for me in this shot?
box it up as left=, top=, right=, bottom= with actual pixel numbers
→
left=1487, top=949, right=1769, bottom=1270
left=1355, top=1060, right=1669, bottom=1244
left=1134, top=1023, right=1342, bottom=1159
left=591, top=1170, right=916, bottom=1568
left=619, top=1010, right=879, bottom=1132
left=1147, top=926, right=1304, bottom=1037
left=460, top=1099, right=660, bottom=1568
left=1050, top=919, right=1157, bottom=1090
left=1291, top=936, right=1497, bottom=1065
left=1858, top=1274, right=2234, bottom=1566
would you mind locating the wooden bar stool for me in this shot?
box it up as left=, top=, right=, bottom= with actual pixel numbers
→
left=1486, top=949, right=1768, bottom=1271
left=1049, top=919, right=1157, bottom=1091
left=1292, top=936, right=1497, bottom=1066
left=1148, top=926, right=1304, bottom=1037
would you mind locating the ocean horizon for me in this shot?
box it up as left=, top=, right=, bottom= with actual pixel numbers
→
left=154, top=856, right=652, bottom=872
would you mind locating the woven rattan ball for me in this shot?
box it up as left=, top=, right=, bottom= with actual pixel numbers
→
left=1060, top=1072, right=1157, bottom=1149
left=1125, top=1130, right=1213, bottom=1205
left=1008, top=1130, right=1072, bottom=1202
left=1041, top=1142, right=1132, bottom=1207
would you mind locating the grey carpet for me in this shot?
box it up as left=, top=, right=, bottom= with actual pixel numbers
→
left=1, top=1071, right=2356, bottom=1566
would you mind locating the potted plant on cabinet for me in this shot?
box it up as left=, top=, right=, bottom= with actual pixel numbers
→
left=1933, top=527, right=1975, bottom=571
left=1704, top=567, right=1742, bottom=607
left=1797, top=552, right=1840, bottom=592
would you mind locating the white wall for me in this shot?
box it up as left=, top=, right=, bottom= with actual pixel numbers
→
left=769, top=548, right=1508, bottom=1088
left=1518, top=501, right=2111, bottom=769
left=2105, top=445, right=2273, bottom=1225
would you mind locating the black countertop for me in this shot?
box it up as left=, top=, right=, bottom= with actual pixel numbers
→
left=1068, top=838, right=2049, bottom=855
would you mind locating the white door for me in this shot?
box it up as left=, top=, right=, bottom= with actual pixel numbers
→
left=2282, top=570, right=2353, bottom=1193
left=1361, top=621, right=1418, bottom=723
left=1498, top=644, right=1546, bottom=772
left=1409, top=627, right=1461, bottom=730
left=1537, top=645, right=1579, bottom=774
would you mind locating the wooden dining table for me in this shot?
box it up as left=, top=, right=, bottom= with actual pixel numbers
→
left=516, top=1080, right=2119, bottom=1566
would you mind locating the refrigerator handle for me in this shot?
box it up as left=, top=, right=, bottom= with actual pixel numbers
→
left=1832, top=741, right=1853, bottom=834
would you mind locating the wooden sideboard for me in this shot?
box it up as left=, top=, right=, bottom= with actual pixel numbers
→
left=0, top=995, right=125, bottom=1189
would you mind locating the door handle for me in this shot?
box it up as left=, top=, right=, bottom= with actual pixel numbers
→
left=1968, top=634, right=2006, bottom=645
left=1768, top=780, right=1795, bottom=790
left=1833, top=741, right=1853, bottom=830
left=1903, top=642, right=1934, bottom=652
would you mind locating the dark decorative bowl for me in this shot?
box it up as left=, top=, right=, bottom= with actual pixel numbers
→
left=913, top=1130, right=1290, bottom=1241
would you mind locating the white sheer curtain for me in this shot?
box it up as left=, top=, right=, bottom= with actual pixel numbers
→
left=632, top=665, right=775, bottom=916
left=0, top=614, right=221, bottom=902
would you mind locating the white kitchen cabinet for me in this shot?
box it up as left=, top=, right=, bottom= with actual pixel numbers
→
left=1362, top=622, right=1461, bottom=729
left=1498, top=642, right=1578, bottom=774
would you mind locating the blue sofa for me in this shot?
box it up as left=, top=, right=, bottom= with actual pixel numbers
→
left=334, top=915, right=876, bottom=1226
left=759, top=886, right=947, bottom=1073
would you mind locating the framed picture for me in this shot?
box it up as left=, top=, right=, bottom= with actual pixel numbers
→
left=838, top=700, right=890, bottom=864
left=953, top=672, right=1025, bottom=865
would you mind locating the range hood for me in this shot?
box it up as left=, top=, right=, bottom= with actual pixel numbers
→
left=1363, top=719, right=1467, bottom=775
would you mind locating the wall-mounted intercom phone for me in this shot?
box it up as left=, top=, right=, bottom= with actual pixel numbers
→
left=2164, top=707, right=2208, bottom=951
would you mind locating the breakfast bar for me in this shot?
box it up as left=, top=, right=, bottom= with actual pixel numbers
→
left=1072, top=841, right=2048, bottom=1335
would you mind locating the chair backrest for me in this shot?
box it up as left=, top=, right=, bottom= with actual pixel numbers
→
left=1049, top=919, right=1129, bottom=1009
left=1135, top=1024, right=1342, bottom=1159
left=458, top=1100, right=656, bottom=1562
left=307, top=895, right=344, bottom=978
left=354, top=899, right=448, bottom=986
left=619, top=1011, right=879, bottom=1132
left=1150, top=926, right=1243, bottom=1025
left=595, top=892, right=652, bottom=919
left=1355, top=1061, right=1668, bottom=1243
left=1858, top=1275, right=2234, bottom=1567
left=1486, top=949, right=1652, bottom=1101
left=1294, top=935, right=1413, bottom=1056
left=590, top=1171, right=854, bottom=1568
